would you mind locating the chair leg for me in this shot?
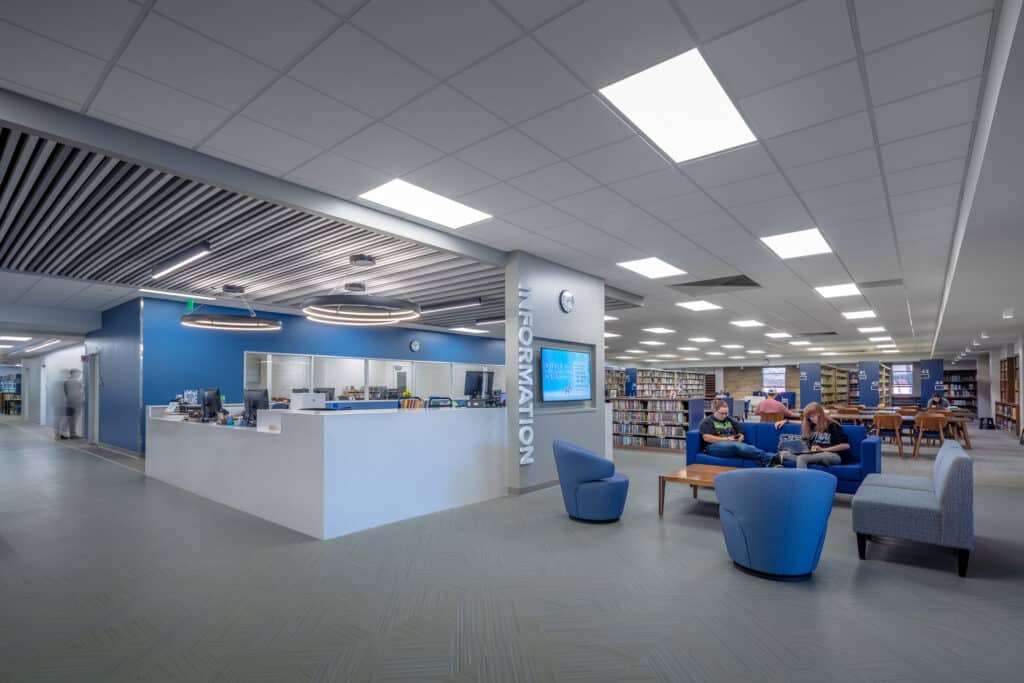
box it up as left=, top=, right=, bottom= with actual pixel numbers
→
left=913, top=432, right=922, bottom=459
left=857, top=533, right=867, bottom=560
left=896, top=434, right=904, bottom=459
left=957, top=548, right=970, bottom=578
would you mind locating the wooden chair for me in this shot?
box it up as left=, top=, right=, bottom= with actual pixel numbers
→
left=898, top=406, right=919, bottom=415
left=912, top=414, right=947, bottom=459
left=758, top=411, right=788, bottom=425
left=873, top=413, right=905, bottom=459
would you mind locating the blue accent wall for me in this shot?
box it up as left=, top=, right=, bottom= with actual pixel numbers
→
left=918, top=359, right=945, bottom=407
left=84, top=299, right=142, bottom=453
left=858, top=361, right=881, bottom=406
left=799, top=363, right=821, bottom=407
left=140, top=297, right=504, bottom=408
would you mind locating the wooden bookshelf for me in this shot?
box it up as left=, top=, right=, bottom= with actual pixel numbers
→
left=631, top=369, right=705, bottom=399
left=997, top=356, right=1019, bottom=431
left=605, top=368, right=625, bottom=398
left=611, top=396, right=706, bottom=452
left=819, top=365, right=850, bottom=405
left=704, top=373, right=716, bottom=400
left=878, top=364, right=892, bottom=408
left=943, top=369, right=977, bottom=414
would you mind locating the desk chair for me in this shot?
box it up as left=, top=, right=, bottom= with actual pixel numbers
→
left=758, top=412, right=788, bottom=425
left=873, top=413, right=905, bottom=459
left=913, top=414, right=947, bottom=459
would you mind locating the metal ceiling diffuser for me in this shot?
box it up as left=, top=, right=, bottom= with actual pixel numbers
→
left=301, top=294, right=421, bottom=326
left=179, top=284, right=282, bottom=332
left=350, top=254, right=377, bottom=267
left=344, top=282, right=367, bottom=293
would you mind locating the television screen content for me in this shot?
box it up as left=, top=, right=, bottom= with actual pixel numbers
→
left=540, top=348, right=593, bottom=402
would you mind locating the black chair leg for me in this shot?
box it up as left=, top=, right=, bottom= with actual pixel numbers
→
left=957, top=548, right=970, bottom=577
left=857, top=533, right=867, bottom=560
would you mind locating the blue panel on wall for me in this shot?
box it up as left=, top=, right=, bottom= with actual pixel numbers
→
left=141, top=297, right=504, bottom=408
left=918, top=359, right=945, bottom=407
left=625, top=368, right=638, bottom=396
left=799, top=363, right=821, bottom=408
left=84, top=299, right=141, bottom=453
left=858, top=361, right=880, bottom=407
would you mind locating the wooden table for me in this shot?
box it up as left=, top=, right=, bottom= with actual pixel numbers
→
left=827, top=412, right=972, bottom=449
left=658, top=464, right=737, bottom=515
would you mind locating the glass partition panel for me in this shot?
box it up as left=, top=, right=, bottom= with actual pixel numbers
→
left=312, top=356, right=365, bottom=401
left=245, top=352, right=269, bottom=390
left=489, top=366, right=507, bottom=398
left=366, top=360, right=413, bottom=400
left=413, top=361, right=451, bottom=399
left=269, top=354, right=312, bottom=402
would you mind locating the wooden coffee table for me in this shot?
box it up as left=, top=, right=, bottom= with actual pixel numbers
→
left=658, top=464, right=738, bottom=515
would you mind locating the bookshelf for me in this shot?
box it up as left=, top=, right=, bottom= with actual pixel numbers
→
left=612, top=397, right=705, bottom=452
left=943, top=369, right=977, bottom=414
left=704, top=373, right=716, bottom=400
left=819, top=365, right=850, bottom=405
left=878, top=364, right=892, bottom=408
left=997, top=356, right=1019, bottom=432
left=1, top=372, right=22, bottom=416
left=605, top=368, right=626, bottom=398
left=627, top=368, right=705, bottom=399
left=848, top=373, right=860, bottom=403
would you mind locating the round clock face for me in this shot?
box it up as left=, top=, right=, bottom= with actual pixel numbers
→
left=409, top=339, right=421, bottom=352
left=559, top=289, right=575, bottom=313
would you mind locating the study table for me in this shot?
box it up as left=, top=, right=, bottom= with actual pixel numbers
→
left=146, top=406, right=507, bottom=540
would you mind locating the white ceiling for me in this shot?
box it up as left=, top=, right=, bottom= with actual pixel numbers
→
left=0, top=270, right=136, bottom=311
left=0, top=0, right=1016, bottom=365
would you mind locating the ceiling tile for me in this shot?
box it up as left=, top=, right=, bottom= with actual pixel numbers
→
left=508, top=161, right=600, bottom=201
left=610, top=168, right=697, bottom=203
left=765, top=112, right=874, bottom=169
left=680, top=144, right=775, bottom=189
left=855, top=0, right=994, bottom=52
left=783, top=252, right=850, bottom=287
left=812, top=198, right=889, bottom=226
left=0, top=21, right=105, bottom=109
left=317, top=0, right=363, bottom=16
left=892, top=205, right=956, bottom=241
left=676, top=0, right=794, bottom=42
left=549, top=220, right=640, bottom=258
left=457, top=183, right=540, bottom=216
left=504, top=203, right=575, bottom=230
left=242, top=77, right=371, bottom=148
left=641, top=191, right=721, bottom=226
left=802, top=176, right=885, bottom=213
left=201, top=116, right=322, bottom=175
left=588, top=206, right=662, bottom=233
left=386, top=85, right=506, bottom=153
left=403, top=157, right=498, bottom=197
left=333, top=123, right=444, bottom=176
left=16, top=277, right=90, bottom=306
left=0, top=0, right=141, bottom=60
left=786, top=149, right=881, bottom=193
left=705, top=173, right=792, bottom=209
left=452, top=37, right=587, bottom=123
left=90, top=67, right=230, bottom=146
left=889, top=184, right=961, bottom=216
left=704, top=0, right=855, bottom=98
left=535, top=0, right=693, bottom=88
left=864, top=13, right=991, bottom=105
left=739, top=60, right=866, bottom=139
left=517, top=94, right=633, bottom=158
left=729, top=194, right=814, bottom=236
left=492, top=0, right=578, bottom=29
left=873, top=77, right=981, bottom=144
left=291, top=24, right=437, bottom=117
left=352, top=0, right=520, bottom=78
left=886, top=158, right=966, bottom=197
left=155, top=0, right=335, bottom=69
left=459, top=219, right=537, bottom=251
left=0, top=272, right=41, bottom=304
left=880, top=123, right=972, bottom=173
left=454, top=129, right=558, bottom=180
left=552, top=187, right=632, bottom=220
left=286, top=151, right=389, bottom=198
left=569, top=137, right=668, bottom=184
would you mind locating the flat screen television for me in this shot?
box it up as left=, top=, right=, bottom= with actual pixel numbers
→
left=540, top=348, right=592, bottom=402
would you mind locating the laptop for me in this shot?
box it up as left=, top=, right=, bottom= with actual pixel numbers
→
left=778, top=435, right=810, bottom=454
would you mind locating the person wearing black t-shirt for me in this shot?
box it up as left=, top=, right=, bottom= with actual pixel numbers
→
left=775, top=402, right=849, bottom=468
left=699, top=399, right=780, bottom=466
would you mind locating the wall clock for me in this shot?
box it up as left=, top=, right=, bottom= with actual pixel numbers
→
left=409, top=339, right=421, bottom=352
left=559, top=289, right=575, bottom=313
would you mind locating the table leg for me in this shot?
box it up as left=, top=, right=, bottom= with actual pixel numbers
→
left=691, top=485, right=698, bottom=499
left=961, top=422, right=972, bottom=449
left=658, top=477, right=665, bottom=517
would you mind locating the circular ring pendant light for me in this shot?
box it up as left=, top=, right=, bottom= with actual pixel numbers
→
left=180, top=313, right=282, bottom=331
left=301, top=294, right=421, bottom=326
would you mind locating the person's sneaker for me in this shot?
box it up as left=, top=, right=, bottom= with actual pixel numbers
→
left=769, top=454, right=784, bottom=467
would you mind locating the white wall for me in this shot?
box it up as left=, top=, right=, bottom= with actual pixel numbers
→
left=24, top=345, right=85, bottom=432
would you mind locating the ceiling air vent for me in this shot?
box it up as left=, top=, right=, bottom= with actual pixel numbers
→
left=350, top=254, right=376, bottom=267
left=669, top=274, right=761, bottom=296
left=222, top=284, right=245, bottom=294
left=859, top=278, right=904, bottom=289
left=344, top=282, right=367, bottom=293
left=795, top=331, right=839, bottom=337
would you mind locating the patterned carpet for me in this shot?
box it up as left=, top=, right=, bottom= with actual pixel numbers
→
left=1, top=417, right=1023, bottom=682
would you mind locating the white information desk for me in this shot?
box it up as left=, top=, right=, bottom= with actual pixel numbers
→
left=146, top=406, right=507, bottom=540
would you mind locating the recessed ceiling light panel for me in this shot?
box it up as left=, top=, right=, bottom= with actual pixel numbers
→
left=638, top=340, right=666, bottom=346
left=869, top=336, right=892, bottom=342
left=730, top=320, right=764, bottom=327
left=814, top=283, right=861, bottom=298
left=360, top=179, right=490, bottom=229
left=760, top=228, right=832, bottom=259
left=616, top=257, right=686, bottom=279
left=858, top=326, right=885, bottom=333
left=604, top=332, right=621, bottom=338
left=765, top=332, right=791, bottom=339
left=688, top=337, right=714, bottom=343
left=843, top=310, right=876, bottom=320
left=604, top=315, right=619, bottom=321
left=789, top=341, right=811, bottom=346
left=599, top=49, right=755, bottom=163
left=676, top=300, right=722, bottom=311
left=642, top=327, right=675, bottom=334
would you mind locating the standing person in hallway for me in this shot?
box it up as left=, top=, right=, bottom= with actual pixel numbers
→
left=755, top=390, right=797, bottom=418
left=775, top=402, right=849, bottom=468
left=699, top=399, right=781, bottom=466
left=58, top=368, right=84, bottom=440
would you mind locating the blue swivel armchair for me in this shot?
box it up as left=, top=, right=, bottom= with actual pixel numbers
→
left=715, top=468, right=837, bottom=580
left=552, top=440, right=629, bottom=522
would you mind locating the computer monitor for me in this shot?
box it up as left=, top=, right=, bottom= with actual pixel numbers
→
left=313, top=387, right=335, bottom=401
left=200, top=387, right=222, bottom=421
left=243, top=388, right=269, bottom=426
left=463, top=371, right=494, bottom=398
left=292, top=387, right=309, bottom=393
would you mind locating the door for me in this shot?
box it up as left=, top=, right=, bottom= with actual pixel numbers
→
left=87, top=354, right=100, bottom=443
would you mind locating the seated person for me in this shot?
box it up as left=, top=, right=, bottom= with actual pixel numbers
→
left=927, top=392, right=951, bottom=409
left=700, top=399, right=781, bottom=467
left=774, top=402, right=849, bottom=469
left=755, top=390, right=796, bottom=418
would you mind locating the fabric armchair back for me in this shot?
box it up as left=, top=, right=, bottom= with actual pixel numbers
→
left=552, top=440, right=629, bottom=521
left=933, top=444, right=974, bottom=549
